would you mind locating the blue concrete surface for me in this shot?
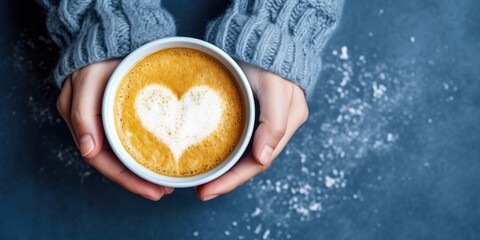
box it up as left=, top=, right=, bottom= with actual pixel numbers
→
left=1, top=0, right=479, bottom=239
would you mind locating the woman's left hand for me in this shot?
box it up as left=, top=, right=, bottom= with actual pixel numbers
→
left=196, top=62, right=309, bottom=201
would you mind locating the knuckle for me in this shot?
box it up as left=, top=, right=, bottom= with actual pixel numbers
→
left=56, top=96, right=68, bottom=118
left=116, top=168, right=129, bottom=178
left=70, top=108, right=87, bottom=126
left=266, top=123, right=287, bottom=140
left=70, top=71, right=85, bottom=86
left=269, top=124, right=287, bottom=139
left=71, top=71, right=80, bottom=81
left=295, top=87, right=309, bottom=123
left=56, top=96, right=64, bottom=114
left=302, top=104, right=309, bottom=123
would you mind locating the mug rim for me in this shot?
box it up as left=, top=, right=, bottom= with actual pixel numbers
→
left=102, top=37, right=255, bottom=188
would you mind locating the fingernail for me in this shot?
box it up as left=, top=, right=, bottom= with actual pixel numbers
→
left=142, top=194, right=159, bottom=201
left=164, top=187, right=174, bottom=195
left=259, top=145, right=274, bottom=165
left=79, top=135, right=95, bottom=157
left=203, top=195, right=218, bottom=201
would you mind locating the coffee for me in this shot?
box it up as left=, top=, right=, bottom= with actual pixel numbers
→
left=114, top=48, right=245, bottom=177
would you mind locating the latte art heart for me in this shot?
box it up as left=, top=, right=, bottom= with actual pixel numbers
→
left=135, top=85, right=223, bottom=162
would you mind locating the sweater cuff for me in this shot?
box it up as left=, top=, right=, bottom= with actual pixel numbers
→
left=205, top=1, right=340, bottom=96
left=50, top=4, right=176, bottom=87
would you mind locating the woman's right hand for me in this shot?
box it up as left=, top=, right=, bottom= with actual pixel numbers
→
left=56, top=59, right=174, bottom=201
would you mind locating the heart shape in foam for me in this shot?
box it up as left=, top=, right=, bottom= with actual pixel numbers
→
left=135, top=84, right=223, bottom=162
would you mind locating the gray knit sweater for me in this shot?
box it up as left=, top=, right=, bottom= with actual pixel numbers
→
left=40, top=0, right=343, bottom=94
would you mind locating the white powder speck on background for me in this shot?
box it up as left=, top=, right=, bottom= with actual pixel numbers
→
left=325, top=176, right=336, bottom=188
left=443, top=83, right=449, bottom=90
left=262, top=229, right=271, bottom=240
left=254, top=224, right=263, bottom=235
left=379, top=73, right=386, bottom=80
left=340, top=46, right=349, bottom=60
left=250, top=208, right=262, bottom=217
left=372, top=82, right=387, bottom=99
left=387, top=133, right=396, bottom=142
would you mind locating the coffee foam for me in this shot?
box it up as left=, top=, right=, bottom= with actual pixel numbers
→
left=134, top=84, right=223, bottom=162
left=114, top=48, right=245, bottom=177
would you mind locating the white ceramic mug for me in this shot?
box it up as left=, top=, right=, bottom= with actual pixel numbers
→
left=102, top=37, right=255, bottom=188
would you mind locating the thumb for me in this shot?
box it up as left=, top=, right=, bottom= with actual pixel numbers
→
left=251, top=73, right=293, bottom=166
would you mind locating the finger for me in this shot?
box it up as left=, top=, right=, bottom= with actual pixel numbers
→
left=70, top=60, right=120, bottom=158
left=197, top=89, right=308, bottom=200
left=57, top=77, right=72, bottom=120
left=270, top=85, right=309, bottom=158
left=56, top=77, right=79, bottom=146
left=90, top=150, right=166, bottom=201
left=252, top=75, right=293, bottom=166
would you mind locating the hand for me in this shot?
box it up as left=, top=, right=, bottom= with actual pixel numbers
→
left=56, top=59, right=174, bottom=201
left=196, top=62, right=309, bottom=201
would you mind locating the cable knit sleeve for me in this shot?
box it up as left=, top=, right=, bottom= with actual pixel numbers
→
left=206, top=0, right=344, bottom=96
left=38, top=0, right=176, bottom=87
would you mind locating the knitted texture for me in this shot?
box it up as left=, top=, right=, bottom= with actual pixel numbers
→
left=206, top=0, right=344, bottom=95
left=40, top=0, right=176, bottom=87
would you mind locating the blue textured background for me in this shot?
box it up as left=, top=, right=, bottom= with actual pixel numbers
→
left=1, top=0, right=479, bottom=239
